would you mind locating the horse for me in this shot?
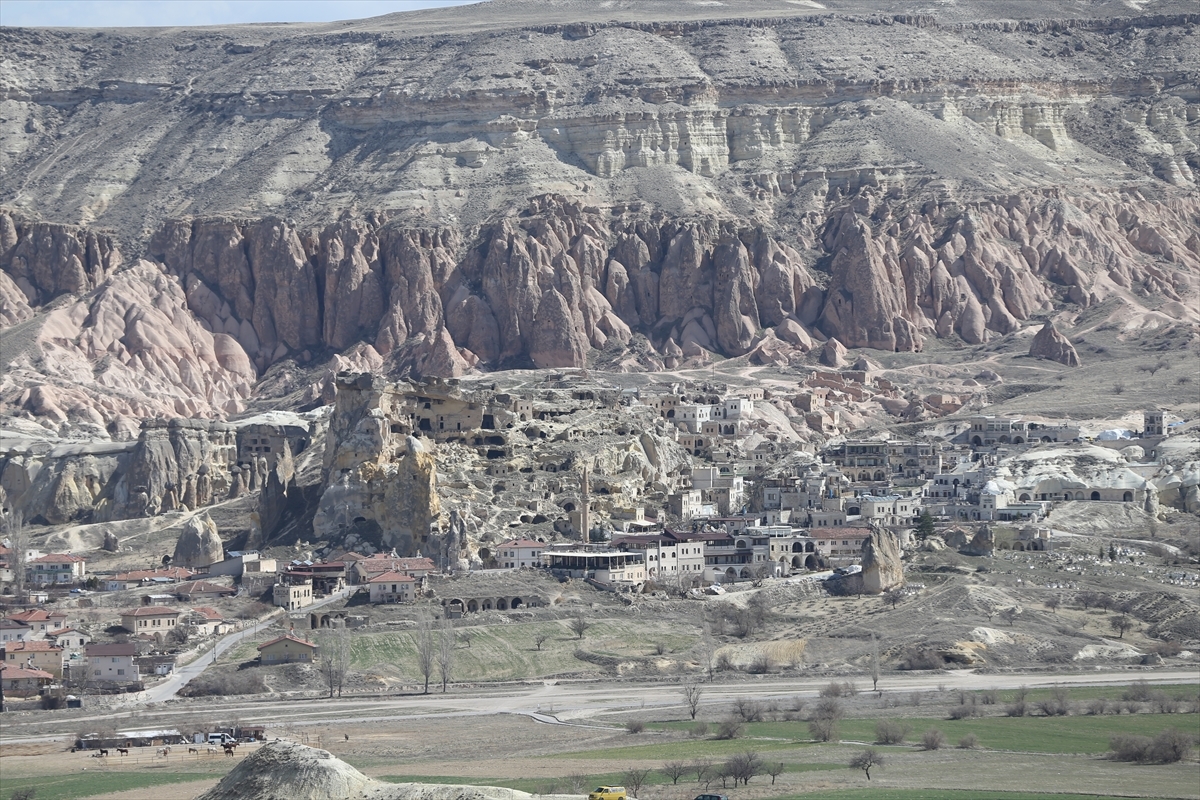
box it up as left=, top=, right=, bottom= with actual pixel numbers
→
left=207, top=746, right=219, bottom=754
left=117, top=748, right=129, bottom=756
left=97, top=749, right=109, bottom=757
left=188, top=747, right=199, bottom=754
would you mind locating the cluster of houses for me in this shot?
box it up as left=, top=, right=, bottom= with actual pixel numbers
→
left=0, top=598, right=248, bottom=700
left=0, top=362, right=1185, bottom=699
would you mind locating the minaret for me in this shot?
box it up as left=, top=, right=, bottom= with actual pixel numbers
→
left=580, top=463, right=591, bottom=541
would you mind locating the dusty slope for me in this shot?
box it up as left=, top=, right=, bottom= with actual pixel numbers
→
left=194, top=741, right=571, bottom=800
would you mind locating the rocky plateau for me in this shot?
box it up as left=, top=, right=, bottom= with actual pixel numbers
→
left=0, top=0, right=1197, bottom=436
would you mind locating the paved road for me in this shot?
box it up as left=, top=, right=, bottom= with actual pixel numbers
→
left=135, top=587, right=353, bottom=705
left=4, top=667, right=1195, bottom=746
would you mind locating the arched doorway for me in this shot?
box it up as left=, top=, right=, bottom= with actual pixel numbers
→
left=1123, top=491, right=1133, bottom=502
left=972, top=436, right=983, bottom=446
left=496, top=598, right=508, bottom=610
left=724, top=567, right=737, bottom=581
left=1090, top=491, right=1101, bottom=500
left=805, top=554, right=819, bottom=570
left=511, top=597, right=523, bottom=609
left=792, top=555, right=802, bottom=569
left=467, top=600, right=479, bottom=613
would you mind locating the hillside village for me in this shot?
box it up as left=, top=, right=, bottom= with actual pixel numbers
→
left=1, top=365, right=1198, bottom=707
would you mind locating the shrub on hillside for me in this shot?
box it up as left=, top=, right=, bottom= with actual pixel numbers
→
left=715, top=719, right=744, bottom=740
left=874, top=719, right=910, bottom=744
left=920, top=728, right=946, bottom=751
left=1110, top=729, right=1194, bottom=764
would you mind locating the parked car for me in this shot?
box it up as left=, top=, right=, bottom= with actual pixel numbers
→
left=694, top=794, right=730, bottom=800
left=208, top=733, right=235, bottom=745
left=588, top=787, right=627, bottom=800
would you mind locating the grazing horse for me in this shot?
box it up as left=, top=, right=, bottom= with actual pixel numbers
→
left=207, top=746, right=219, bottom=754
left=116, top=748, right=129, bottom=756
left=188, top=747, right=199, bottom=754
left=97, top=749, right=109, bottom=757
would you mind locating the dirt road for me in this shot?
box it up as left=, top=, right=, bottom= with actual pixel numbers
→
left=2, top=668, right=1194, bottom=746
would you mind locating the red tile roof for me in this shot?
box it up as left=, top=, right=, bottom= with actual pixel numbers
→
left=86, top=642, right=137, bottom=657
left=120, top=607, right=182, bottom=617
left=31, top=553, right=86, bottom=564
left=5, top=609, right=67, bottom=624
left=367, top=571, right=416, bottom=584
left=0, top=665, right=54, bottom=680
left=257, top=633, right=316, bottom=651
left=2, top=640, right=61, bottom=653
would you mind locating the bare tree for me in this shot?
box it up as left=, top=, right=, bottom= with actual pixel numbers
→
left=733, top=696, right=764, bottom=722
left=727, top=749, right=763, bottom=786
left=622, top=767, right=650, bottom=797
left=766, top=761, right=785, bottom=784
left=533, top=631, right=550, bottom=651
left=882, top=588, right=905, bottom=610
left=691, top=757, right=714, bottom=787
left=414, top=612, right=435, bottom=694
left=1044, top=595, right=1061, bottom=614
left=998, top=607, right=1018, bottom=627
left=458, top=629, right=472, bottom=648
left=808, top=698, right=844, bottom=742
left=569, top=613, right=590, bottom=640
left=661, top=760, right=688, bottom=785
left=699, top=619, right=716, bottom=681
left=319, top=624, right=350, bottom=698
left=437, top=616, right=454, bottom=693
left=870, top=631, right=881, bottom=692
left=849, top=748, right=885, bottom=780
left=1109, top=615, right=1134, bottom=639
left=681, top=681, right=703, bottom=720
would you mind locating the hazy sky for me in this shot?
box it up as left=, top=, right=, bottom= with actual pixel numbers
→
left=0, top=0, right=483, bottom=28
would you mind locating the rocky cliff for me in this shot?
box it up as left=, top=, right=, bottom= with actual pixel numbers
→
left=1, top=0, right=1198, bottom=425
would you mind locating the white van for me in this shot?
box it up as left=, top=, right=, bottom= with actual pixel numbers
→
left=208, top=733, right=235, bottom=745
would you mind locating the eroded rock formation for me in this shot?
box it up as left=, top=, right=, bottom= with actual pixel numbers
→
left=0, top=3, right=1197, bottom=425
left=172, top=512, right=224, bottom=568
left=859, top=528, right=904, bottom=594
left=1029, top=320, right=1081, bottom=366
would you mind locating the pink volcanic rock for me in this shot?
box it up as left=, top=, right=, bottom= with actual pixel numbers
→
left=1029, top=320, right=1081, bottom=366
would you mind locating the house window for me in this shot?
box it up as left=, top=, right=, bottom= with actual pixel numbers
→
left=117, top=669, right=125, bottom=676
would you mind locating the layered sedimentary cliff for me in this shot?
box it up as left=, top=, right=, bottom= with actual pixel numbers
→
left=1, top=0, right=1198, bottom=427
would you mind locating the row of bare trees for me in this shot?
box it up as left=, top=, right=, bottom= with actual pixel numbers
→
left=627, top=751, right=783, bottom=794
left=414, top=613, right=456, bottom=693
